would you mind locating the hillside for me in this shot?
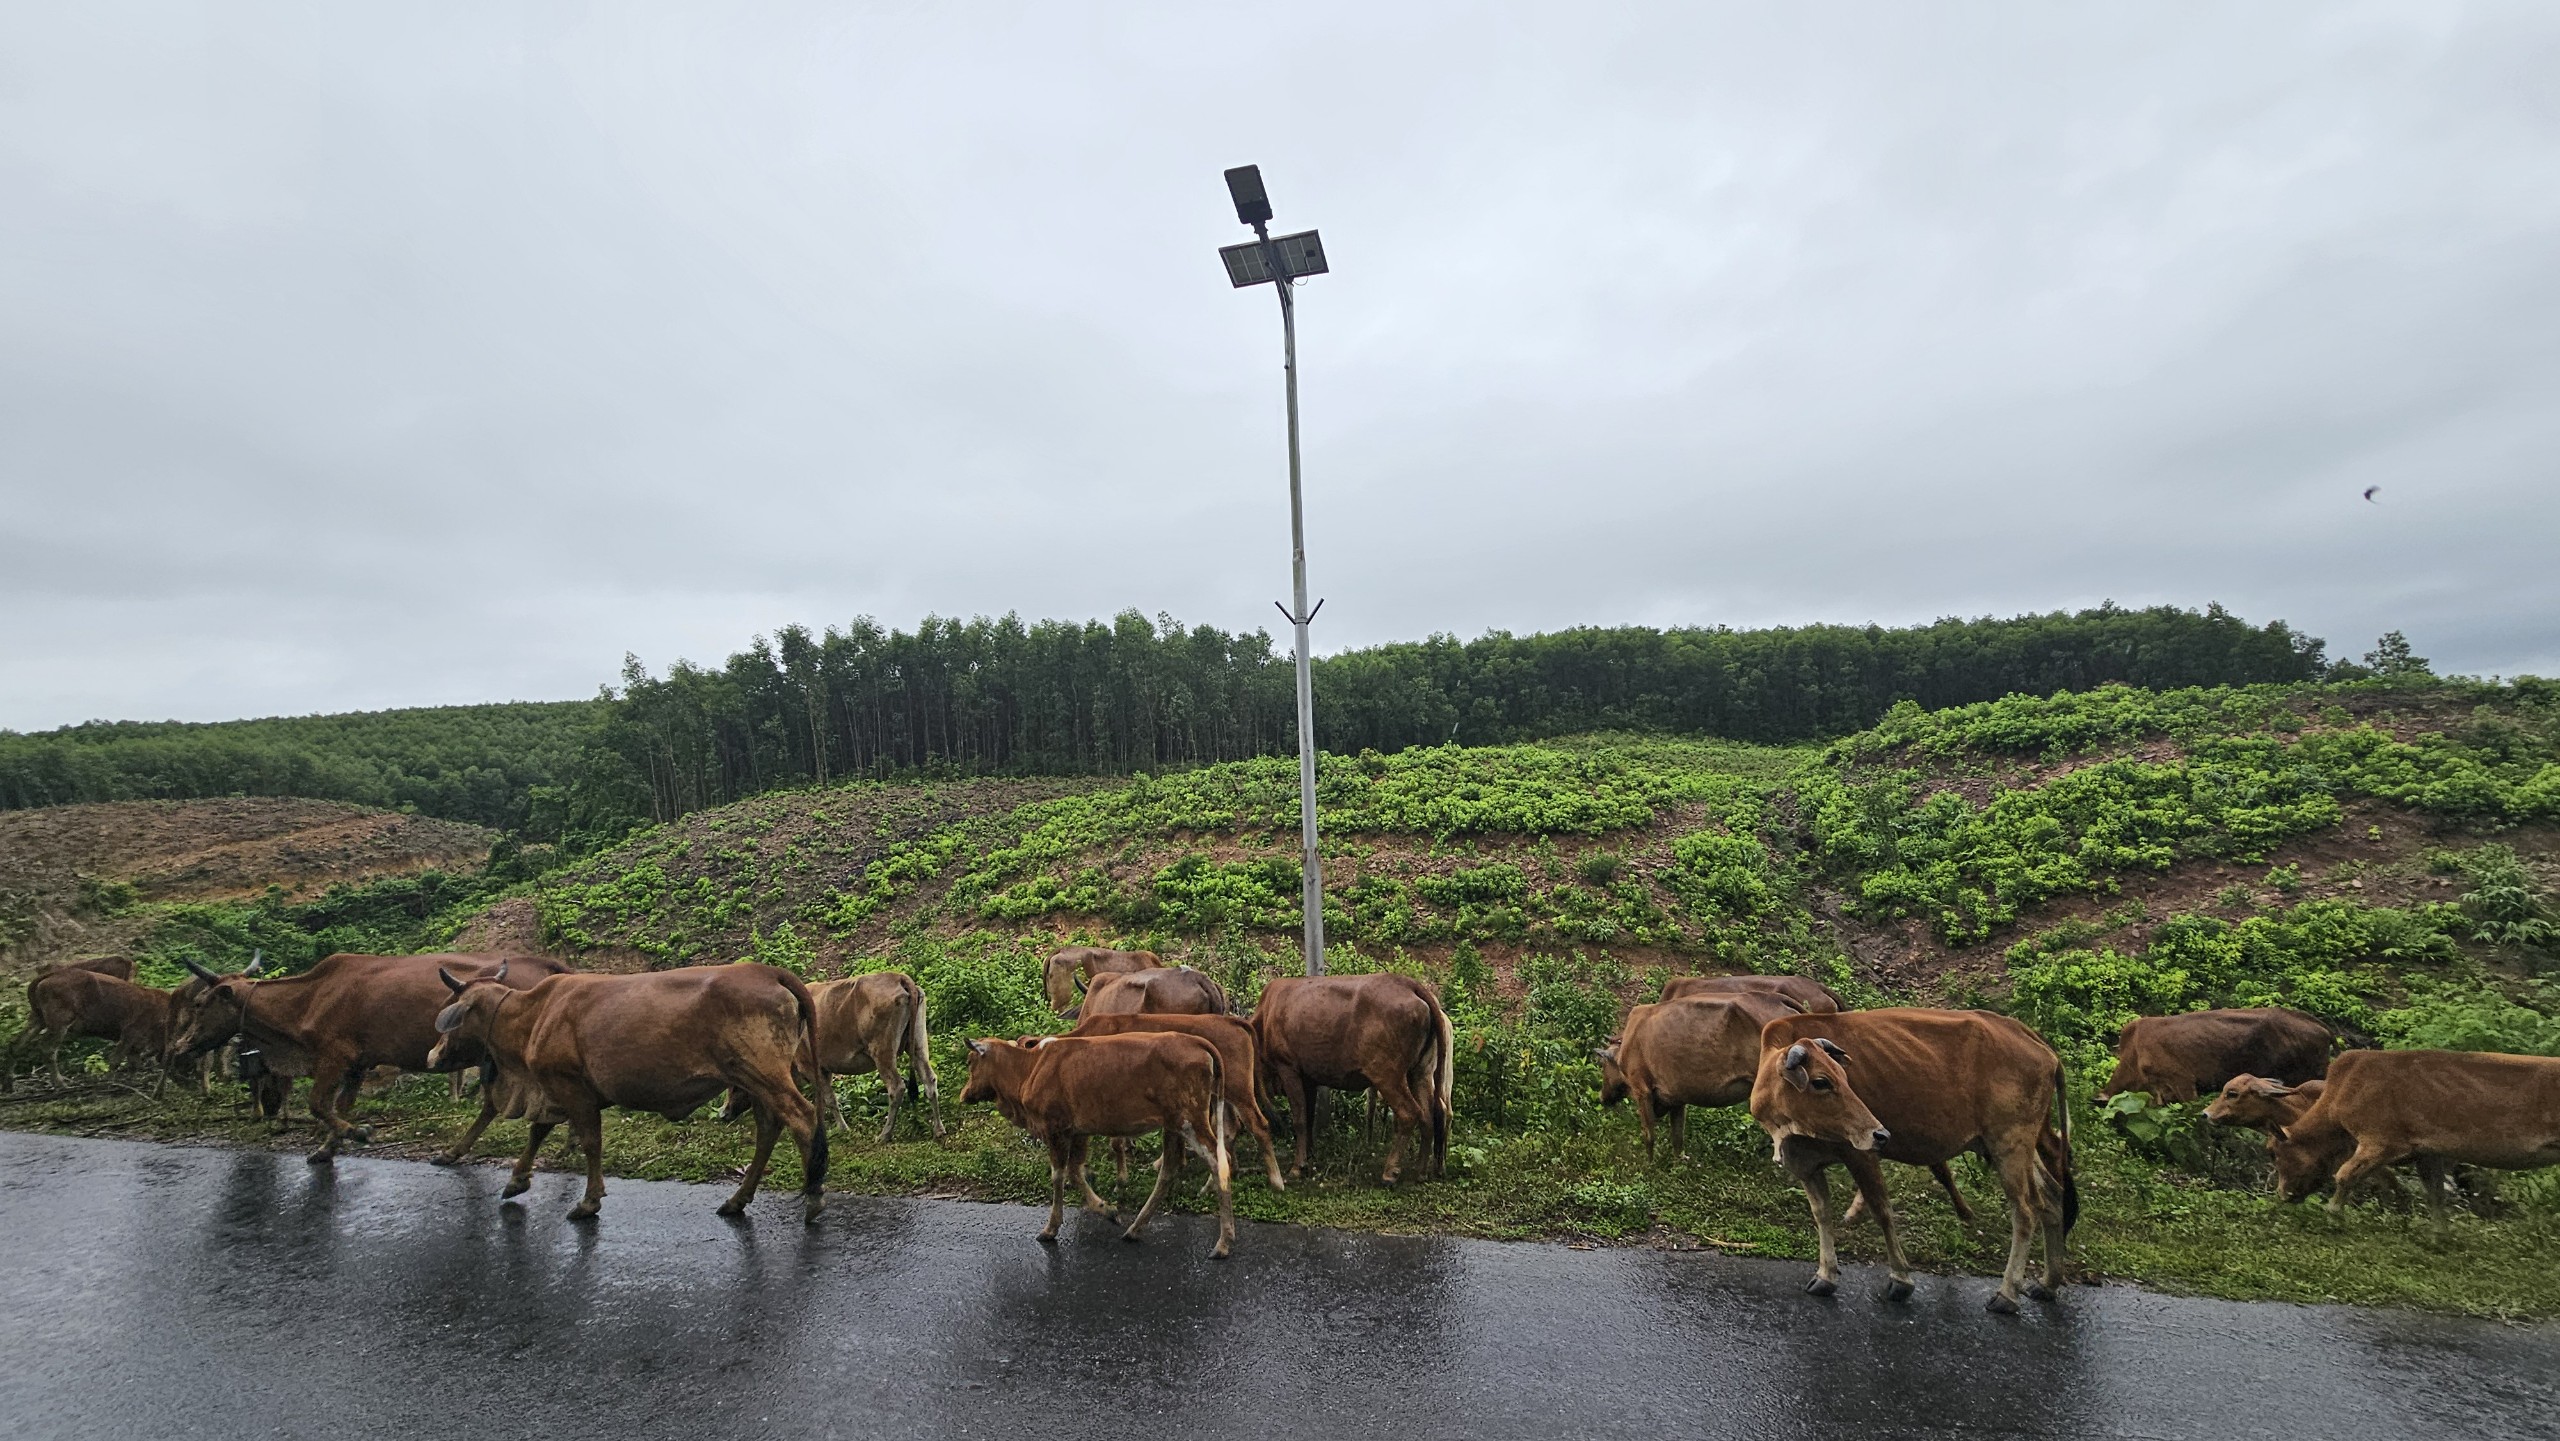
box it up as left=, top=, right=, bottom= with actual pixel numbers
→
left=0, top=798, right=496, bottom=982
left=11, top=677, right=2558, bottom=1315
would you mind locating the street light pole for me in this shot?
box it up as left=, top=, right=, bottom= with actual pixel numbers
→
left=1219, top=166, right=1330, bottom=976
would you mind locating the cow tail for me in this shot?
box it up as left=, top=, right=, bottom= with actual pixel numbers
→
left=2045, top=1057, right=2080, bottom=1237
left=902, top=974, right=938, bottom=1104
left=1205, top=1044, right=1231, bottom=1189
left=1431, top=993, right=1454, bottom=1176
left=777, top=971, right=823, bottom=1091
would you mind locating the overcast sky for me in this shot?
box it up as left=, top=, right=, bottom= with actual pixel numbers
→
left=5, top=3, right=2556, bottom=730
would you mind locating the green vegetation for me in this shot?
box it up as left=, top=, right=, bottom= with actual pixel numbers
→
left=10, top=671, right=2559, bottom=1316
left=0, top=700, right=611, bottom=834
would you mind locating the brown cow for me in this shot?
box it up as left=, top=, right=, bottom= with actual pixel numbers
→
left=1041, top=946, right=1164, bottom=1014
left=1601, top=995, right=1974, bottom=1220
left=169, top=952, right=568, bottom=1163
left=11, top=966, right=172, bottom=1087
left=961, top=1032, right=1235, bottom=1256
left=1751, top=1008, right=2076, bottom=1312
left=805, top=971, right=942, bottom=1141
left=1599, top=992, right=1806, bottom=1159
left=40, top=956, right=138, bottom=981
left=2098, top=1008, right=2345, bottom=1103
left=1059, top=1011, right=1288, bottom=1191
left=1254, top=973, right=1452, bottom=1183
left=2271, top=1048, right=2560, bottom=1222
left=1660, top=973, right=1842, bottom=1014
left=1071, top=966, right=1228, bottom=1020
left=428, top=963, right=829, bottom=1223
left=2203, top=1075, right=2325, bottom=1134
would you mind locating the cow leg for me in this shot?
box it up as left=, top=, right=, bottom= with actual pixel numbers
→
left=722, top=1104, right=785, bottom=1218
left=1986, top=1142, right=2047, bottom=1313
left=1931, top=1162, right=1975, bottom=1222
left=502, top=1122, right=555, bottom=1199
left=303, top=1052, right=362, bottom=1163
left=1041, top=1138, right=1070, bottom=1242
left=1781, top=1142, right=1842, bottom=1297
left=1842, top=1150, right=1912, bottom=1302
left=434, top=1087, right=504, bottom=1166
left=565, top=1101, right=609, bottom=1220
left=1275, top=1064, right=1315, bottom=1178
left=1121, top=1133, right=1184, bottom=1242
left=2327, top=1141, right=2397, bottom=1217
left=2413, top=1155, right=2453, bottom=1227
left=1374, top=1071, right=1429, bottom=1185
left=1071, top=1136, right=1119, bottom=1219
left=1241, top=1084, right=1287, bottom=1191
left=1636, top=1093, right=1658, bottom=1162
left=1112, top=1137, right=1133, bottom=1193
left=1180, top=1109, right=1235, bottom=1258
left=1668, top=1104, right=1689, bottom=1160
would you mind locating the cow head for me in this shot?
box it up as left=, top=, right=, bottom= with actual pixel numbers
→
left=165, top=957, right=262, bottom=1061
left=1594, top=1043, right=1630, bottom=1107
left=2268, top=1122, right=2353, bottom=1204
left=959, top=1037, right=1033, bottom=1105
left=1751, top=1036, right=1889, bottom=1154
left=424, top=963, right=509, bottom=1071
left=1042, top=957, right=1083, bottom=1015
left=2203, top=1074, right=2295, bottom=1130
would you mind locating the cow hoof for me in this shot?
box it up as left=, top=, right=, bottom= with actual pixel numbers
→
left=568, top=1204, right=600, bottom=1222
left=2025, top=1282, right=2056, bottom=1303
left=1882, top=1278, right=1915, bottom=1303
left=1121, top=1229, right=1144, bottom=1244
left=349, top=1126, right=373, bottom=1144
left=1986, top=1292, right=2021, bottom=1316
left=305, top=1150, right=336, bottom=1166
left=500, top=1179, right=531, bottom=1199
left=1805, top=1276, right=1837, bottom=1298
left=429, top=1152, right=461, bottom=1168
left=1038, top=1232, right=1059, bottom=1245
left=1211, top=1243, right=1232, bottom=1260
left=716, top=1201, right=746, bottom=1218
left=803, top=1199, right=825, bottom=1225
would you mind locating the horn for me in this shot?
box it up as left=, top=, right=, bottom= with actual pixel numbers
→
left=182, top=957, right=221, bottom=984
left=243, top=949, right=268, bottom=977
left=1813, top=1038, right=1849, bottom=1063
left=966, top=1039, right=989, bottom=1056
left=492, top=960, right=510, bottom=983
left=1780, top=1042, right=1811, bottom=1091
left=439, top=967, right=467, bottom=995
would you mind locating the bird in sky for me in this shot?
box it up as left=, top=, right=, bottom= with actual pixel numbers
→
left=2363, top=485, right=2381, bottom=503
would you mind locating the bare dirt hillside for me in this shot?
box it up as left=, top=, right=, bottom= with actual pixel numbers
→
left=0, top=799, right=494, bottom=978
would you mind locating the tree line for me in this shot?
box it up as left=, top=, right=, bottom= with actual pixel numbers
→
left=2, top=603, right=2330, bottom=838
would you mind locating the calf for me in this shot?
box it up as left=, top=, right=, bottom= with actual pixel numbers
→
left=2271, top=1048, right=2560, bottom=1223
left=1254, top=973, right=1452, bottom=1183
left=429, top=962, right=828, bottom=1223
left=1751, top=1008, right=2076, bottom=1313
left=1659, top=973, right=1841, bottom=1014
left=12, top=966, right=171, bottom=1087
left=1042, top=946, right=1164, bottom=1014
left=2099, top=1008, right=2344, bottom=1104
left=170, top=952, right=567, bottom=1163
left=962, top=1033, right=1234, bottom=1257
left=806, top=972, right=942, bottom=1141
left=2203, top=1075, right=2325, bottom=1135
left=1071, top=966, right=1228, bottom=1020
left=1061, top=1011, right=1288, bottom=1191
left=1599, top=992, right=1805, bottom=1160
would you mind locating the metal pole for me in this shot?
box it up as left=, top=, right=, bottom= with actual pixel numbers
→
left=1257, top=219, right=1325, bottom=977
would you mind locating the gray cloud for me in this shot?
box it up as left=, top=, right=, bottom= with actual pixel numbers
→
left=5, top=2, right=2556, bottom=728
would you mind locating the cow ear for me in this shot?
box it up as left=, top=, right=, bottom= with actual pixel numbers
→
left=439, top=968, right=466, bottom=995
left=434, top=1002, right=467, bottom=1034
left=1813, top=1038, right=1850, bottom=1064
left=1592, top=1047, right=1614, bottom=1064
left=1781, top=1043, right=1811, bottom=1091
left=2255, top=1078, right=2294, bottom=1097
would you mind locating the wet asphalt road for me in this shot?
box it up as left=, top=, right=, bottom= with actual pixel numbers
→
left=2, top=1134, right=2554, bottom=1441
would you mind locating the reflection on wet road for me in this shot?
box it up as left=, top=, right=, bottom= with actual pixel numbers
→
left=1, top=1134, right=2552, bottom=1439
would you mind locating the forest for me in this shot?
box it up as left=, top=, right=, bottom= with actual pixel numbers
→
left=1, top=602, right=2333, bottom=837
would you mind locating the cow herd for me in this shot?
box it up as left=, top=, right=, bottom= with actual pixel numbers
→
left=10, top=947, right=2559, bottom=1309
